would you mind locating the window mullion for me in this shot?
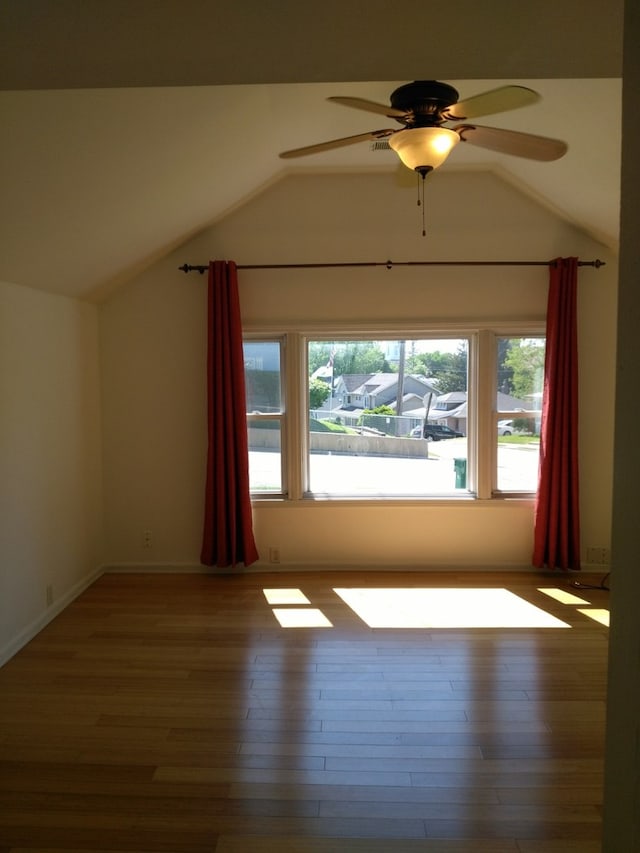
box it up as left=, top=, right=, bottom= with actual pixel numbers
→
left=285, top=333, right=305, bottom=500
left=475, top=330, right=494, bottom=499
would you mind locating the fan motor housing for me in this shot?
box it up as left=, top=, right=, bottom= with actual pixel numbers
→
left=390, top=80, right=459, bottom=124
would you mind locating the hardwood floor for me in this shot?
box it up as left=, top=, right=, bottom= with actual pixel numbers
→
left=0, top=571, right=609, bottom=852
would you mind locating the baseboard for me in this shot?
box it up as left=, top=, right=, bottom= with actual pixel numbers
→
left=105, top=561, right=539, bottom=574
left=103, top=560, right=610, bottom=575
left=105, top=563, right=211, bottom=573
left=0, top=565, right=104, bottom=668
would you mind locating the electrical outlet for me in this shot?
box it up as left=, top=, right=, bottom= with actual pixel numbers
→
left=268, top=547, right=280, bottom=564
left=142, top=529, right=153, bottom=549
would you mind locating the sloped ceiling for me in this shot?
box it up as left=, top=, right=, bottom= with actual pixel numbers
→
left=0, top=1, right=624, bottom=302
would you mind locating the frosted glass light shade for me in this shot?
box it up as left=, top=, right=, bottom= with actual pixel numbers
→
left=389, top=127, right=460, bottom=171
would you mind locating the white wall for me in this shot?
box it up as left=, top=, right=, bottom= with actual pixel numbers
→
left=0, top=281, right=103, bottom=664
left=99, top=169, right=617, bottom=573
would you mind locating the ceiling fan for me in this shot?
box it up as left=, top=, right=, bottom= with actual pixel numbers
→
left=279, top=80, right=568, bottom=176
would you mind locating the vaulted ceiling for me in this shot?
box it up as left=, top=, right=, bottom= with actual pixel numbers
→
left=0, top=1, right=624, bottom=302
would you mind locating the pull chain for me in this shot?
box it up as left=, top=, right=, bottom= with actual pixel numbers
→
left=416, top=167, right=431, bottom=237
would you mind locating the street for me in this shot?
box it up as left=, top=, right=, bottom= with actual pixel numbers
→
left=250, top=438, right=539, bottom=494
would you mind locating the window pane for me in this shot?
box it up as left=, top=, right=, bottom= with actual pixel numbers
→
left=496, top=415, right=540, bottom=491
left=495, top=337, right=544, bottom=492
left=307, top=339, right=469, bottom=496
left=244, top=340, right=284, bottom=495
left=248, top=421, right=282, bottom=492
left=244, top=341, right=282, bottom=413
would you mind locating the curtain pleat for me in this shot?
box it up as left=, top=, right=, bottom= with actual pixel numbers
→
left=532, top=257, right=581, bottom=570
left=200, top=261, right=259, bottom=568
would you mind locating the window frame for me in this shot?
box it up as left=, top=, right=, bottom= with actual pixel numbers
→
left=243, top=323, right=545, bottom=504
left=490, top=331, right=546, bottom=499
left=303, top=333, right=472, bottom=498
left=243, top=335, right=288, bottom=499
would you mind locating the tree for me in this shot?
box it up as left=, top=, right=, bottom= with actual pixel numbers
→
left=359, top=404, right=395, bottom=434
left=308, top=344, right=334, bottom=375
left=308, top=341, right=390, bottom=377
left=245, top=369, right=280, bottom=412
left=437, top=346, right=467, bottom=394
left=406, top=346, right=468, bottom=394
left=309, top=377, right=331, bottom=409
left=496, top=338, right=514, bottom=393
left=502, top=339, right=545, bottom=399
left=360, top=405, right=395, bottom=419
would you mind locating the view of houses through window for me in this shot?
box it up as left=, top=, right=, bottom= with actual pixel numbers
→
left=495, top=336, right=545, bottom=493
left=244, top=333, right=545, bottom=499
left=307, top=339, right=469, bottom=496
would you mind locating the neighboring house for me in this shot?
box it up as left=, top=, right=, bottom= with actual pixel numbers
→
left=311, top=371, right=534, bottom=435
left=430, top=391, right=467, bottom=414
left=424, top=391, right=532, bottom=436
left=332, top=373, right=375, bottom=405
left=497, top=391, right=532, bottom=412
left=391, top=392, right=432, bottom=415
left=334, top=373, right=439, bottom=411
left=426, top=391, right=468, bottom=434
left=324, top=373, right=438, bottom=434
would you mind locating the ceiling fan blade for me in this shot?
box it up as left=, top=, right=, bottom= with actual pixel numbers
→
left=279, top=129, right=395, bottom=159
left=454, top=124, right=568, bottom=161
left=444, top=86, right=540, bottom=120
left=328, top=96, right=408, bottom=119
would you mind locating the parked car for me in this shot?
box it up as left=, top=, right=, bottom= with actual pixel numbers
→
left=411, top=423, right=463, bottom=441
left=498, top=420, right=514, bottom=436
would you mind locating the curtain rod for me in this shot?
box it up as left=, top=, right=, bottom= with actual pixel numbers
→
left=179, top=259, right=605, bottom=274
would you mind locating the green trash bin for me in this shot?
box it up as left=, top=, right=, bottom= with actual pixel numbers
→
left=454, top=457, right=467, bottom=489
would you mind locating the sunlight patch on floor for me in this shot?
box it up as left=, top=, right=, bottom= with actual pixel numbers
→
left=333, top=588, right=571, bottom=629
left=538, top=587, right=591, bottom=605
left=272, top=608, right=333, bottom=628
left=578, top=608, right=610, bottom=626
left=263, top=588, right=311, bottom=605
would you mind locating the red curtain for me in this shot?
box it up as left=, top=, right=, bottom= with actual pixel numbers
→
left=201, top=261, right=259, bottom=568
left=532, top=257, right=581, bottom=571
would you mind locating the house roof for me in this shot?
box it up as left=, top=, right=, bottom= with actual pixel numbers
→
left=432, top=403, right=468, bottom=421
left=351, top=373, right=439, bottom=397
left=0, top=2, right=623, bottom=301
left=362, top=374, right=397, bottom=394
left=497, top=391, right=533, bottom=410
left=434, top=391, right=468, bottom=404
left=335, top=374, right=375, bottom=393
left=428, top=391, right=533, bottom=421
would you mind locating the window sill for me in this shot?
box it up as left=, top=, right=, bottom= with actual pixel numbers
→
left=252, top=495, right=535, bottom=508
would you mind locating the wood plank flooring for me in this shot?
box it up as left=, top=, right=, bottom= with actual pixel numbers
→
left=0, top=571, right=609, bottom=852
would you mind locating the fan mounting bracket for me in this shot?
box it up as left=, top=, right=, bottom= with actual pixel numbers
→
left=390, top=80, right=460, bottom=126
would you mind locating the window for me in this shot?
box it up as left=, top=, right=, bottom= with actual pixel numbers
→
left=243, top=328, right=545, bottom=502
left=244, top=339, right=285, bottom=496
left=307, top=338, right=468, bottom=496
left=494, top=336, right=545, bottom=494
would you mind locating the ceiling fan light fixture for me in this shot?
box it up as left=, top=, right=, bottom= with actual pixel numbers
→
left=389, top=127, right=460, bottom=172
